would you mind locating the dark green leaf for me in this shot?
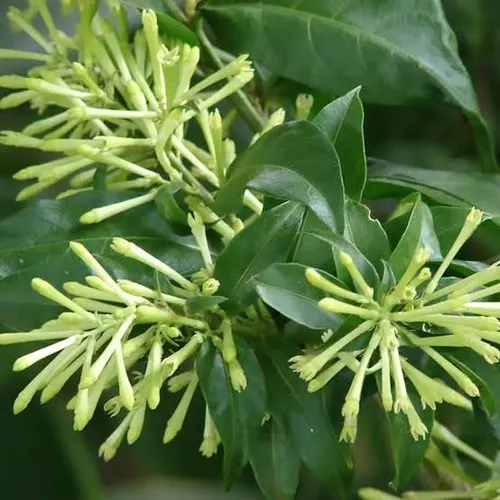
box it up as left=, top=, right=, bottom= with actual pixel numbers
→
left=260, top=339, right=351, bottom=496
left=386, top=193, right=441, bottom=280
left=447, top=349, right=500, bottom=417
left=302, top=228, right=380, bottom=293
left=254, top=263, right=343, bottom=330
left=203, top=0, right=495, bottom=172
left=0, top=191, right=202, bottom=331
left=185, top=295, right=227, bottom=314
left=154, top=182, right=188, bottom=230
left=325, top=315, right=370, bottom=352
left=367, top=160, right=500, bottom=223
left=214, top=121, right=345, bottom=233
left=250, top=418, right=301, bottom=500
left=380, top=261, right=396, bottom=298
left=120, top=0, right=199, bottom=46
left=385, top=389, right=434, bottom=487
left=292, top=211, right=334, bottom=272
left=431, top=206, right=472, bottom=255
left=344, top=199, right=390, bottom=272
left=313, top=87, right=366, bottom=200
left=156, top=11, right=199, bottom=46
left=214, top=201, right=305, bottom=313
left=196, top=339, right=266, bottom=487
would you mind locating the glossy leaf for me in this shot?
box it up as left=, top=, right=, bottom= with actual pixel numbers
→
left=302, top=227, right=380, bottom=293
left=249, top=418, right=301, bottom=500
left=292, top=211, right=334, bottom=272
left=196, top=339, right=266, bottom=487
left=120, top=0, right=199, bottom=45
left=344, top=198, right=390, bottom=272
left=261, top=339, right=351, bottom=496
left=154, top=182, right=188, bottom=230
left=367, top=160, right=500, bottom=224
left=380, top=261, right=396, bottom=299
left=214, top=121, right=345, bottom=232
left=385, top=389, right=434, bottom=488
left=185, top=296, right=227, bottom=314
left=447, top=349, right=500, bottom=417
left=313, top=87, right=366, bottom=200
left=203, top=0, right=495, bottom=172
left=431, top=206, right=474, bottom=255
left=254, top=263, right=343, bottom=330
left=386, top=193, right=441, bottom=280
left=214, top=201, right=305, bottom=313
left=0, top=192, right=202, bottom=331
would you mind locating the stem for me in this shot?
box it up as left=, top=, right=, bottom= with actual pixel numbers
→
left=165, top=0, right=188, bottom=23
left=196, top=20, right=264, bottom=132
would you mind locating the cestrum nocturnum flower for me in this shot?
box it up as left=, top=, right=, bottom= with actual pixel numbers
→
left=0, top=238, right=249, bottom=460
left=358, top=420, right=500, bottom=500
left=291, top=207, right=500, bottom=442
left=0, top=0, right=266, bottom=221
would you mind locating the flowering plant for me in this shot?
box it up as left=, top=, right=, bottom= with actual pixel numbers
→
left=1, top=1, right=500, bottom=499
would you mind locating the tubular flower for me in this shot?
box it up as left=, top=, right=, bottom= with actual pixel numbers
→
left=0, top=0, right=263, bottom=221
left=292, top=208, right=500, bottom=442
left=0, top=239, right=249, bottom=459
left=401, top=478, right=500, bottom=499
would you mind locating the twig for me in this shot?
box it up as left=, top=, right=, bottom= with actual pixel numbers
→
left=196, top=19, right=265, bottom=132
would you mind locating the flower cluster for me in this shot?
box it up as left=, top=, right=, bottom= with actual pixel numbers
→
left=0, top=0, right=267, bottom=223
left=359, top=419, right=500, bottom=500
left=0, top=238, right=255, bottom=460
left=291, top=208, right=500, bottom=442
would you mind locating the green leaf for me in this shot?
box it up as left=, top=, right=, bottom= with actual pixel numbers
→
left=154, top=182, right=188, bottom=230
left=367, top=160, right=500, bottom=224
left=447, top=349, right=500, bottom=417
left=250, top=418, right=301, bottom=500
left=313, top=88, right=366, bottom=200
left=302, top=228, right=380, bottom=293
left=254, top=263, right=343, bottom=330
left=0, top=191, right=202, bottom=331
left=260, top=339, right=351, bottom=496
left=344, top=199, right=390, bottom=272
left=431, top=206, right=473, bottom=255
left=121, top=0, right=165, bottom=10
left=214, top=201, right=305, bottom=313
left=202, top=0, right=495, bottom=172
left=380, top=261, right=396, bottom=298
left=385, top=389, right=434, bottom=488
left=386, top=193, right=441, bottom=280
left=120, top=0, right=199, bottom=46
left=214, top=121, right=345, bottom=233
left=185, top=295, right=227, bottom=314
left=196, top=339, right=266, bottom=487
left=292, top=211, right=334, bottom=272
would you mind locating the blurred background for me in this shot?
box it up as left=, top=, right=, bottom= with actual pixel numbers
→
left=0, top=1, right=499, bottom=499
